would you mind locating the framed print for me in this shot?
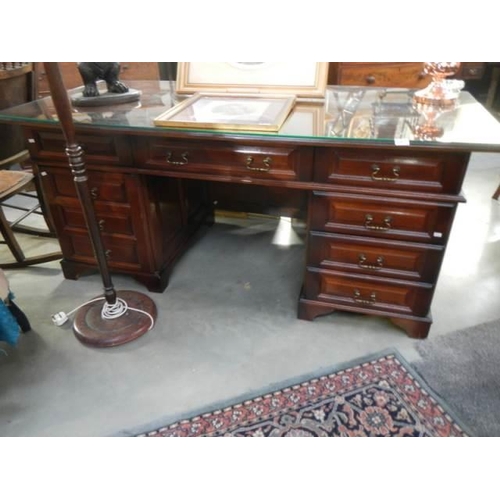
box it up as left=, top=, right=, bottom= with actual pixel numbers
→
left=154, top=93, right=296, bottom=132
left=176, top=62, right=329, bottom=100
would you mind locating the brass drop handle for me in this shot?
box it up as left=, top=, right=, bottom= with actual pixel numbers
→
left=365, top=75, right=376, bottom=84
left=358, top=254, right=384, bottom=270
left=371, top=165, right=400, bottom=182
left=166, top=152, right=189, bottom=166
left=246, top=156, right=272, bottom=172
left=98, top=219, right=105, bottom=231
left=353, top=289, right=377, bottom=305
left=364, top=214, right=392, bottom=231
left=90, top=187, right=99, bottom=200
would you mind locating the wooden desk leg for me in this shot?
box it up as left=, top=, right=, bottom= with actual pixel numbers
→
left=493, top=183, right=500, bottom=201
left=486, top=66, right=500, bottom=109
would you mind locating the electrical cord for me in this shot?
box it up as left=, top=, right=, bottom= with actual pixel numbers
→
left=51, top=296, right=155, bottom=331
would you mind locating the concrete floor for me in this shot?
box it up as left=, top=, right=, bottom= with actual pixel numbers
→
left=0, top=151, right=499, bottom=436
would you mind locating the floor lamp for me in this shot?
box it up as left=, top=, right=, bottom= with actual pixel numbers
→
left=43, top=63, right=157, bottom=347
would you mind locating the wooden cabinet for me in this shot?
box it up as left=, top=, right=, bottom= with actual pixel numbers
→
left=0, top=63, right=35, bottom=164
left=455, top=62, right=485, bottom=80
left=34, top=62, right=160, bottom=98
left=30, top=130, right=212, bottom=293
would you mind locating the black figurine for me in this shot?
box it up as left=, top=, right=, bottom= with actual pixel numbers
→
left=77, top=62, right=129, bottom=97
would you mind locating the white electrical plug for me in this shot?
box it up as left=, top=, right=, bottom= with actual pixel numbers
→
left=52, top=312, right=69, bottom=327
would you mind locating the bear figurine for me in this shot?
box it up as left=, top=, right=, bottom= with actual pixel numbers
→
left=77, top=62, right=129, bottom=98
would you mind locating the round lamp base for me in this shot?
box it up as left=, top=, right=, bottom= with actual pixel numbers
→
left=73, top=290, right=157, bottom=347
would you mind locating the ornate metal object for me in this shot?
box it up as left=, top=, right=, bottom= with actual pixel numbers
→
left=413, top=62, right=463, bottom=107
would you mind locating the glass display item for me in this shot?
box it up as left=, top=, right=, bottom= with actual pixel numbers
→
left=413, top=62, right=463, bottom=107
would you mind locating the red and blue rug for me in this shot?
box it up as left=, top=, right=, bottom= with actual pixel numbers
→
left=139, top=351, right=469, bottom=437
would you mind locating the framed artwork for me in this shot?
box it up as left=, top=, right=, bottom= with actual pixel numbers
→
left=176, top=62, right=329, bottom=100
left=154, top=93, right=296, bottom=132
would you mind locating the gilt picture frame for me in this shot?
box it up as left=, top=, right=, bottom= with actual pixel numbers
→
left=154, top=92, right=296, bottom=132
left=176, top=62, right=329, bottom=100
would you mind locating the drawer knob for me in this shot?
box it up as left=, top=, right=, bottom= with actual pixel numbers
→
left=365, top=75, right=376, bottom=84
left=246, top=156, right=272, bottom=172
left=166, top=152, right=189, bottom=166
left=105, top=249, right=112, bottom=260
left=365, top=214, right=392, bottom=231
left=90, top=187, right=99, bottom=200
left=98, top=219, right=105, bottom=231
left=353, top=289, right=377, bottom=305
left=371, top=165, right=400, bottom=182
left=358, top=254, right=384, bottom=269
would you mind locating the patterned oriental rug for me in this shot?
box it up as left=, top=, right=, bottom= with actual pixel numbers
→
left=139, top=351, right=470, bottom=437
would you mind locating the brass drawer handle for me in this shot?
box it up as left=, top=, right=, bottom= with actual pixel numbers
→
left=105, top=249, right=112, bottom=260
left=371, top=165, right=400, bottom=182
left=358, top=254, right=384, bottom=270
left=246, top=156, right=272, bottom=172
left=98, top=219, right=105, bottom=231
left=90, top=187, right=99, bottom=200
left=166, top=152, right=189, bottom=166
left=353, top=289, right=377, bottom=305
left=365, top=214, right=392, bottom=231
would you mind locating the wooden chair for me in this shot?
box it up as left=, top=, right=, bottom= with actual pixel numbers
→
left=486, top=64, right=500, bottom=201
left=0, top=169, right=62, bottom=269
left=0, top=63, right=61, bottom=267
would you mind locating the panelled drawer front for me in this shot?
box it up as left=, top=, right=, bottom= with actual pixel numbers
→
left=26, top=130, right=131, bottom=164
left=307, top=232, right=444, bottom=282
left=339, top=63, right=428, bottom=88
left=42, top=169, right=129, bottom=204
left=58, top=203, right=134, bottom=236
left=314, top=148, right=468, bottom=195
left=310, top=192, right=456, bottom=244
left=61, top=232, right=140, bottom=269
left=304, top=268, right=433, bottom=316
left=143, top=139, right=313, bottom=182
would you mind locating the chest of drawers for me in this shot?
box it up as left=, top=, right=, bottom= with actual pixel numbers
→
left=298, top=146, right=469, bottom=338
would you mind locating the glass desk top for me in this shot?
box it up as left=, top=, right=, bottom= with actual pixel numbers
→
left=1, top=80, right=500, bottom=151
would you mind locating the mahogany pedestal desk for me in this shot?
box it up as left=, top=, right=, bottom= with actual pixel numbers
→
left=1, top=81, right=500, bottom=339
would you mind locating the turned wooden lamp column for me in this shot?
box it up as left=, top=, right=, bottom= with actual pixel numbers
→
left=43, top=62, right=156, bottom=347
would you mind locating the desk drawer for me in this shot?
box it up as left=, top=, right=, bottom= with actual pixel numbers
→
left=142, top=139, right=313, bottom=182
left=304, top=268, right=433, bottom=316
left=58, top=203, right=135, bottom=236
left=40, top=168, right=130, bottom=204
left=307, top=232, right=444, bottom=282
left=61, top=232, right=141, bottom=269
left=314, top=148, right=468, bottom=195
left=310, top=192, right=456, bottom=244
left=338, top=63, right=428, bottom=88
left=26, top=130, right=131, bottom=164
